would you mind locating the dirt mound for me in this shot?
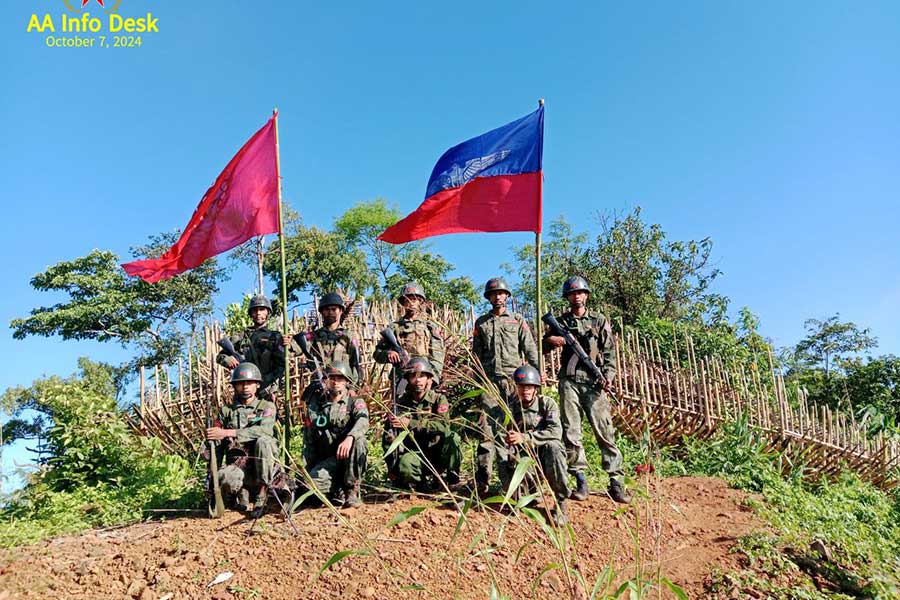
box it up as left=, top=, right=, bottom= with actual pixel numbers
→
left=0, top=477, right=759, bottom=599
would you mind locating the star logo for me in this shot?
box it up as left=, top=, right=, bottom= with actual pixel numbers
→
left=81, top=0, right=104, bottom=6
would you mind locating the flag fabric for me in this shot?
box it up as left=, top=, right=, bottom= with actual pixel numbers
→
left=122, top=116, right=280, bottom=283
left=378, top=106, right=544, bottom=244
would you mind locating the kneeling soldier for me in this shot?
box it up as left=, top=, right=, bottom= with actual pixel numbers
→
left=207, top=362, right=280, bottom=518
left=383, top=357, right=462, bottom=491
left=499, top=365, right=570, bottom=526
left=302, top=361, right=369, bottom=508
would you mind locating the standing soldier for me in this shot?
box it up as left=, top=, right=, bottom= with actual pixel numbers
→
left=543, top=276, right=630, bottom=504
left=383, top=358, right=462, bottom=491
left=302, top=362, right=369, bottom=508
left=217, top=295, right=285, bottom=399
left=472, top=277, right=539, bottom=494
left=207, top=362, right=281, bottom=518
left=374, top=282, right=445, bottom=392
left=288, top=292, right=365, bottom=389
left=499, top=365, right=570, bottom=526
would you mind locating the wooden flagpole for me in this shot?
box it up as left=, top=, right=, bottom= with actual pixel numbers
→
left=273, top=108, right=293, bottom=455
left=535, top=99, right=545, bottom=377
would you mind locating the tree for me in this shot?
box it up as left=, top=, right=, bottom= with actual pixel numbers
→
left=503, top=207, right=724, bottom=325
left=792, top=314, right=878, bottom=380
left=268, top=199, right=478, bottom=311
left=10, top=233, right=229, bottom=371
left=502, top=216, right=589, bottom=313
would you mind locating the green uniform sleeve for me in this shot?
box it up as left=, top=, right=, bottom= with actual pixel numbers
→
left=598, top=316, right=616, bottom=382
left=525, top=398, right=562, bottom=446
left=519, top=318, right=540, bottom=370
left=234, top=401, right=277, bottom=444
left=347, top=398, right=370, bottom=440
left=472, top=316, right=486, bottom=367
left=409, top=393, right=452, bottom=435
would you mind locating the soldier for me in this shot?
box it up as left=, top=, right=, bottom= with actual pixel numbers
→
left=216, top=294, right=285, bottom=399
left=302, top=361, right=369, bottom=508
left=373, top=282, right=445, bottom=394
left=499, top=365, right=570, bottom=526
left=472, top=277, right=540, bottom=494
left=543, top=276, right=629, bottom=504
left=206, top=362, right=281, bottom=518
left=288, top=292, right=365, bottom=391
left=383, top=357, right=462, bottom=491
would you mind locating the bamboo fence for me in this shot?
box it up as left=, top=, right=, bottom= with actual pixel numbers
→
left=128, top=300, right=900, bottom=489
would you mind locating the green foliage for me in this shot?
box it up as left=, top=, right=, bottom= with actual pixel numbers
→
left=506, top=208, right=724, bottom=325
left=266, top=199, right=478, bottom=310
left=10, top=232, right=228, bottom=370
left=0, top=367, right=199, bottom=547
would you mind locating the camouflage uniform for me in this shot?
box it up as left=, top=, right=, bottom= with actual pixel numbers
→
left=302, top=388, right=369, bottom=498
left=545, top=309, right=623, bottom=481
left=383, top=388, right=462, bottom=488
left=215, top=397, right=280, bottom=498
left=497, top=394, right=570, bottom=503
left=472, top=310, right=539, bottom=489
left=216, top=326, right=285, bottom=397
left=374, top=316, right=445, bottom=387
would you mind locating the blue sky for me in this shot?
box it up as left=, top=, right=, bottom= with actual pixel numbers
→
left=2, top=2, right=899, bottom=482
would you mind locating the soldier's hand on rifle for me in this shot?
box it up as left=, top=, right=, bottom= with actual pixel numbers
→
left=387, top=413, right=409, bottom=429
left=600, top=378, right=613, bottom=393
left=206, top=427, right=234, bottom=441
left=336, top=435, right=354, bottom=459
left=282, top=335, right=292, bottom=348
left=506, top=431, right=525, bottom=446
left=387, top=350, right=402, bottom=364
left=224, top=356, right=240, bottom=369
left=545, top=335, right=565, bottom=349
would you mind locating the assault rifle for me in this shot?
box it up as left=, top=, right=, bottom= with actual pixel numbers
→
left=379, top=327, right=410, bottom=437
left=206, top=393, right=225, bottom=519
left=541, top=312, right=610, bottom=389
left=292, top=331, right=324, bottom=389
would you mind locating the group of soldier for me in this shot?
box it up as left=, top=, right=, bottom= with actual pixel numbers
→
left=206, top=275, right=628, bottom=525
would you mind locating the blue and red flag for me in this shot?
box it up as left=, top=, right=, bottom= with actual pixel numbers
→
left=378, top=106, right=544, bottom=243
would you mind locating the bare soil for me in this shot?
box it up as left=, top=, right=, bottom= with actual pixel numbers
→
left=0, top=476, right=760, bottom=599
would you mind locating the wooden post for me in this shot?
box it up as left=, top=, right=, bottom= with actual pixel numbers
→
left=139, top=366, right=146, bottom=428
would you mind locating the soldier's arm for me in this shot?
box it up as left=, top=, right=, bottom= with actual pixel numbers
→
left=347, top=398, right=370, bottom=439
left=348, top=336, right=366, bottom=385
left=265, top=336, right=286, bottom=389
left=472, top=318, right=485, bottom=365
left=234, top=403, right=277, bottom=443
left=519, top=318, right=540, bottom=370
left=215, top=333, right=243, bottom=367
left=525, top=399, right=563, bottom=446
left=410, top=395, right=452, bottom=435
left=372, top=326, right=393, bottom=364
left=599, top=317, right=616, bottom=382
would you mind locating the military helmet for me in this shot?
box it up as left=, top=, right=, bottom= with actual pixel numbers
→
left=318, top=292, right=344, bottom=312
left=231, top=362, right=263, bottom=384
left=398, top=281, right=426, bottom=300
left=248, top=294, right=273, bottom=315
left=324, top=360, right=355, bottom=383
left=562, top=275, right=591, bottom=298
left=403, top=356, right=435, bottom=378
left=483, top=277, right=511, bottom=300
left=513, top=365, right=542, bottom=387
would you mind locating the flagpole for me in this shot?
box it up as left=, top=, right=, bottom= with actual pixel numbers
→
left=535, top=98, right=545, bottom=378
left=273, top=108, right=293, bottom=456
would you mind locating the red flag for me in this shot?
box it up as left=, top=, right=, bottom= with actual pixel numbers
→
left=122, top=116, right=280, bottom=283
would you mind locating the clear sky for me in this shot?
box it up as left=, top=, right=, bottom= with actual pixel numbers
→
left=2, top=2, right=899, bottom=480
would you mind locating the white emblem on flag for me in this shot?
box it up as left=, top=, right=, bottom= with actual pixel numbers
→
left=434, top=150, right=512, bottom=190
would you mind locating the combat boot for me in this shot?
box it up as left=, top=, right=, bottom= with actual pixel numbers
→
left=607, top=479, right=631, bottom=504
left=249, top=486, right=268, bottom=519
left=553, top=499, right=569, bottom=526
left=343, top=482, right=363, bottom=509
left=570, top=473, right=589, bottom=501
left=234, top=488, right=251, bottom=513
